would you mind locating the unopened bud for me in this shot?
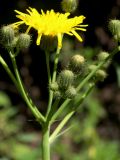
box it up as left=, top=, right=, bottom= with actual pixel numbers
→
left=98, top=51, right=111, bottom=69
left=11, top=36, right=19, bottom=48
left=50, top=82, right=59, bottom=91
left=16, top=33, right=31, bottom=50
left=61, top=0, right=79, bottom=13
left=69, top=54, right=85, bottom=74
left=88, top=65, right=97, bottom=81
left=108, top=19, right=120, bottom=41
left=64, top=86, right=76, bottom=99
left=96, top=69, right=107, bottom=81
left=0, top=25, right=15, bottom=48
left=114, top=34, right=120, bottom=43
left=57, top=69, right=74, bottom=90
left=88, top=65, right=97, bottom=72
left=40, top=35, right=57, bottom=52
left=98, top=51, right=109, bottom=61
left=54, top=90, right=61, bottom=99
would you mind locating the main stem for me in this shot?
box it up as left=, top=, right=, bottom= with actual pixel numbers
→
left=42, top=124, right=50, bottom=160
left=43, top=45, right=62, bottom=159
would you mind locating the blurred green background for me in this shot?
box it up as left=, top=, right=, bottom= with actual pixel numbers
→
left=0, top=0, right=120, bottom=159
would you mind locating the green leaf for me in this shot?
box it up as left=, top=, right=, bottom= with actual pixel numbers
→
left=0, top=91, right=11, bottom=107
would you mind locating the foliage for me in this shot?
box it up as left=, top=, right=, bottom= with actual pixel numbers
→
left=0, top=91, right=41, bottom=160
left=52, top=90, right=120, bottom=160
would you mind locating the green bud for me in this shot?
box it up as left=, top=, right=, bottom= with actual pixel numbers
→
left=97, top=51, right=111, bottom=68
left=11, top=36, right=19, bottom=48
left=49, top=82, right=59, bottom=91
left=114, top=34, right=120, bottom=43
left=88, top=65, right=97, bottom=72
left=57, top=69, right=74, bottom=90
left=64, top=86, right=76, bottom=99
left=16, top=33, right=31, bottom=50
left=40, top=35, right=57, bottom=52
left=108, top=19, right=120, bottom=41
left=98, top=51, right=109, bottom=61
left=61, top=0, right=79, bottom=13
left=103, top=60, right=111, bottom=69
left=54, top=90, right=62, bottom=99
left=88, top=65, right=97, bottom=82
left=0, top=25, right=15, bottom=48
left=69, top=54, right=85, bottom=74
left=88, top=65, right=107, bottom=82
left=96, top=69, right=107, bottom=81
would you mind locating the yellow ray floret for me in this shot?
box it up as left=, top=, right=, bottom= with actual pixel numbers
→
left=12, top=7, right=88, bottom=49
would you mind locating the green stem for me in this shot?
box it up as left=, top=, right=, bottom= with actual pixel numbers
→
left=42, top=125, right=50, bottom=160
left=45, top=51, right=53, bottom=118
left=50, top=99, right=70, bottom=124
left=46, top=47, right=61, bottom=118
left=46, top=91, right=53, bottom=118
left=50, top=111, right=74, bottom=143
left=42, top=46, right=62, bottom=159
left=0, top=55, right=19, bottom=91
left=50, top=83, right=95, bottom=143
left=52, top=47, right=61, bottom=82
left=76, top=46, right=120, bottom=92
left=9, top=52, right=45, bottom=123
left=45, top=51, right=51, bottom=84
left=47, top=99, right=60, bottom=123
left=50, top=46, right=120, bottom=123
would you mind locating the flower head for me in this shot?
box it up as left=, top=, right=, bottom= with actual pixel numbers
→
left=12, top=7, right=88, bottom=49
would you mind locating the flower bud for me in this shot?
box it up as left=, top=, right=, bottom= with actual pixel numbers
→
left=108, top=19, right=120, bottom=41
left=0, top=25, right=15, bottom=48
left=88, top=65, right=97, bottom=72
left=103, top=61, right=111, bottom=69
left=49, top=82, right=59, bottom=91
left=57, top=69, right=74, bottom=90
left=40, top=35, right=57, bottom=52
left=98, top=51, right=111, bottom=69
left=11, top=36, right=19, bottom=48
left=88, top=65, right=97, bottom=82
left=114, top=34, right=120, bottom=43
left=16, top=33, right=31, bottom=50
left=54, top=90, right=62, bottom=99
left=64, top=86, right=76, bottom=99
left=96, top=69, right=107, bottom=81
left=69, top=54, right=85, bottom=74
left=61, top=0, right=79, bottom=13
left=98, top=51, right=109, bottom=61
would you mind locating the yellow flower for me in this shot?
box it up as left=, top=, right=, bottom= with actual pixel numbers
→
left=12, top=7, right=88, bottom=49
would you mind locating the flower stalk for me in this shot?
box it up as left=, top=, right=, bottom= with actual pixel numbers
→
left=0, top=55, right=18, bottom=89
left=9, top=51, right=45, bottom=123
left=46, top=45, right=62, bottom=118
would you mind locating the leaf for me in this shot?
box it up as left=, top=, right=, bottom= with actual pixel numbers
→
left=0, top=91, right=11, bottom=108
left=17, top=133, right=39, bottom=143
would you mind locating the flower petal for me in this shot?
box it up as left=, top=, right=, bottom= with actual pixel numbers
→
left=71, top=30, right=83, bottom=42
